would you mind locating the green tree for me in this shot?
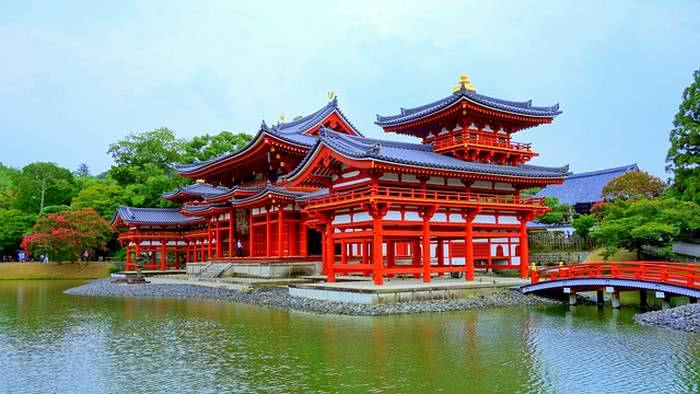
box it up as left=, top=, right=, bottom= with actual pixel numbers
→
left=572, top=214, right=596, bottom=240
left=179, top=131, right=253, bottom=163
left=72, top=180, right=129, bottom=218
left=39, top=205, right=71, bottom=216
left=0, top=163, right=19, bottom=209
left=537, top=197, right=572, bottom=224
left=0, top=209, right=36, bottom=254
left=667, top=68, right=700, bottom=204
left=12, top=162, right=77, bottom=213
left=107, top=127, right=182, bottom=185
left=591, top=197, right=700, bottom=259
left=602, top=171, right=666, bottom=201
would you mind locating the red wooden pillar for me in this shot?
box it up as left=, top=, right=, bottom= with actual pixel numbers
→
left=126, top=244, right=132, bottom=270
left=207, top=221, right=212, bottom=261
left=216, top=217, right=222, bottom=258
left=265, top=209, right=272, bottom=257
left=519, top=214, right=531, bottom=279
left=228, top=207, right=235, bottom=258
left=278, top=206, right=284, bottom=257
left=371, top=211, right=384, bottom=285
left=387, top=241, right=395, bottom=267
left=249, top=209, right=255, bottom=257
left=300, top=222, right=308, bottom=257
left=341, top=240, right=348, bottom=264
left=421, top=208, right=434, bottom=283
left=436, top=239, right=444, bottom=276
left=160, top=242, right=166, bottom=271
left=134, top=239, right=140, bottom=271
left=326, top=223, right=335, bottom=282
left=463, top=210, right=477, bottom=281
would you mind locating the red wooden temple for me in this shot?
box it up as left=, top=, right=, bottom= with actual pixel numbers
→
left=112, top=73, right=567, bottom=283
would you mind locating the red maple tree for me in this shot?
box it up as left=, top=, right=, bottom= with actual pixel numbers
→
left=21, top=208, right=112, bottom=262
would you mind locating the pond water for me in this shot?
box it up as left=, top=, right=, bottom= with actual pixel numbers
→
left=0, top=280, right=698, bottom=393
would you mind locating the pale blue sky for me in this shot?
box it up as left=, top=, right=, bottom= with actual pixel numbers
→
left=1, top=1, right=698, bottom=178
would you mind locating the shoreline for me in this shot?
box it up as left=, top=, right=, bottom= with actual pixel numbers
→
left=64, top=278, right=561, bottom=316
left=634, top=303, right=700, bottom=333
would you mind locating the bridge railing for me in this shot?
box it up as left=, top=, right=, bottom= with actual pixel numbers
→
left=530, top=261, right=700, bottom=290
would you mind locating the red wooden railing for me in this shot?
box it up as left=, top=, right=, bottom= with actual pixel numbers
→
left=305, top=185, right=545, bottom=208
left=530, top=261, right=700, bottom=290
left=433, top=134, right=533, bottom=152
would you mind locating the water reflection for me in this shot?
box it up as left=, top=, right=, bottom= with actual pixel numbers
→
left=0, top=281, right=698, bottom=393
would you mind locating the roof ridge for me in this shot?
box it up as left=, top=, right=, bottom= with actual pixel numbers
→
left=566, top=164, right=638, bottom=179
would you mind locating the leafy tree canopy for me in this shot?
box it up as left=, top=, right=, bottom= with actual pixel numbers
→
left=591, top=197, right=700, bottom=259
left=571, top=214, right=596, bottom=239
left=667, top=68, right=700, bottom=204
left=12, top=162, right=76, bottom=213
left=0, top=163, right=19, bottom=209
left=21, top=208, right=112, bottom=262
left=107, top=127, right=182, bottom=185
left=179, top=131, right=253, bottom=164
left=602, top=171, right=666, bottom=201
left=537, top=197, right=572, bottom=225
left=0, top=209, right=36, bottom=254
left=72, top=179, right=130, bottom=219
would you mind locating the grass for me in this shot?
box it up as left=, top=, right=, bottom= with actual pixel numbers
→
left=584, top=248, right=639, bottom=262
left=0, top=262, right=112, bottom=280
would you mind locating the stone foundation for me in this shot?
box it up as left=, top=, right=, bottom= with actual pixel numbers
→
left=187, top=261, right=320, bottom=278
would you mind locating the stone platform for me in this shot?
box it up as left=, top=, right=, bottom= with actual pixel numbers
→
left=187, top=261, right=320, bottom=279
left=289, top=276, right=529, bottom=304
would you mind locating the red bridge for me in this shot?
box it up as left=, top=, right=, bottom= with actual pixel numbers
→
left=521, top=261, right=700, bottom=308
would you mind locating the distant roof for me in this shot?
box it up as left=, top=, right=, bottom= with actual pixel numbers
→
left=163, top=182, right=230, bottom=199
left=112, top=206, right=201, bottom=226
left=376, top=85, right=561, bottom=127
left=285, top=128, right=570, bottom=181
left=173, top=97, right=358, bottom=175
left=534, top=164, right=639, bottom=205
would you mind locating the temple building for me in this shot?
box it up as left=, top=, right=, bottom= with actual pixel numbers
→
left=112, top=74, right=568, bottom=284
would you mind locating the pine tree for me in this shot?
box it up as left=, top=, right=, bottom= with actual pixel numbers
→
left=666, top=68, right=700, bottom=204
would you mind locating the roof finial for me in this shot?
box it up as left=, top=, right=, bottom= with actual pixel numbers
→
left=328, top=91, right=335, bottom=102
left=453, top=73, right=476, bottom=93
left=279, top=113, right=286, bottom=122
left=195, top=178, right=206, bottom=184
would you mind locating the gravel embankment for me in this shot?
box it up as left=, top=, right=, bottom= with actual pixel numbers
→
left=65, top=278, right=560, bottom=316
left=634, top=303, right=700, bottom=333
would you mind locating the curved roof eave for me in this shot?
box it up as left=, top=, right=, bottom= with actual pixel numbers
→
left=376, top=92, right=561, bottom=127
left=173, top=130, right=313, bottom=176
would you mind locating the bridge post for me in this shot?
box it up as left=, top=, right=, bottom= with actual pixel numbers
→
left=611, top=291, right=621, bottom=309
left=639, top=290, right=648, bottom=309
left=662, top=294, right=671, bottom=310
left=596, top=289, right=604, bottom=304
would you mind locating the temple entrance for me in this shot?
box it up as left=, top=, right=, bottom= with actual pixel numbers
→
left=306, top=228, right=322, bottom=256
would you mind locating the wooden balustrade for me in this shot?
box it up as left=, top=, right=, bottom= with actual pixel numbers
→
left=304, top=185, right=545, bottom=208
left=530, top=261, right=700, bottom=290
left=433, top=134, right=533, bottom=152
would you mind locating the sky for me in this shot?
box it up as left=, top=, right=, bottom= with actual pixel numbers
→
left=1, top=1, right=699, bottom=179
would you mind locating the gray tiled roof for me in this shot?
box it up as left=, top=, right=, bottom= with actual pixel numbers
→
left=376, top=86, right=561, bottom=126
left=113, top=206, right=201, bottom=225
left=535, top=164, right=638, bottom=205
left=173, top=98, right=358, bottom=174
left=285, top=128, right=569, bottom=180
left=230, top=182, right=306, bottom=205
left=163, top=182, right=230, bottom=199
